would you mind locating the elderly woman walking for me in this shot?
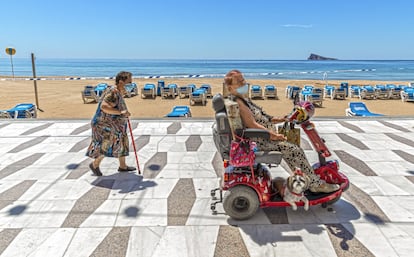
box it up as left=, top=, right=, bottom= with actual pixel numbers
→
left=86, top=71, right=136, bottom=176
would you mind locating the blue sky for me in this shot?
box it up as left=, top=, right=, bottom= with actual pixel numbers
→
left=1, top=0, right=413, bottom=60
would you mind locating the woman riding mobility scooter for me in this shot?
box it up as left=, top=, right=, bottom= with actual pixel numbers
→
left=211, top=93, right=349, bottom=220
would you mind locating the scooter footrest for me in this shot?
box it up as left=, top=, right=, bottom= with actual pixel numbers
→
left=255, top=151, right=283, bottom=164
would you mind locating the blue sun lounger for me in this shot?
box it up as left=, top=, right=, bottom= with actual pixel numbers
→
left=166, top=106, right=192, bottom=117
left=401, top=87, right=414, bottom=102
left=81, top=85, right=99, bottom=103
left=190, top=88, right=207, bottom=105
left=329, top=83, right=347, bottom=100
left=200, top=84, right=212, bottom=98
left=141, top=83, right=156, bottom=99
left=179, top=84, right=196, bottom=98
left=345, top=102, right=384, bottom=117
left=324, top=85, right=335, bottom=98
left=0, top=103, right=37, bottom=119
left=264, top=85, right=277, bottom=99
left=286, top=85, right=301, bottom=99
left=124, top=83, right=138, bottom=97
left=162, top=84, right=178, bottom=99
left=359, top=85, right=376, bottom=100
left=250, top=85, right=263, bottom=99
left=374, top=84, right=390, bottom=99
left=94, top=83, right=108, bottom=97
left=386, top=84, right=402, bottom=99
left=350, top=85, right=361, bottom=98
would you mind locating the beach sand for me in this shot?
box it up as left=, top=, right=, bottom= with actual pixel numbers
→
left=0, top=78, right=412, bottom=119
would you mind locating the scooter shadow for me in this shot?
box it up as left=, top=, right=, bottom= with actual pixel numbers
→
left=237, top=199, right=361, bottom=248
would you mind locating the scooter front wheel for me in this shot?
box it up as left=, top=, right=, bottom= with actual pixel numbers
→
left=223, top=185, right=259, bottom=220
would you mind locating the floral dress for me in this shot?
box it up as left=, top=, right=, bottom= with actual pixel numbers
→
left=86, top=86, right=129, bottom=158
left=230, top=95, right=323, bottom=187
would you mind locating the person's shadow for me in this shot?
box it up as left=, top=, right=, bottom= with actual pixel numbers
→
left=91, top=172, right=157, bottom=193
left=91, top=172, right=157, bottom=218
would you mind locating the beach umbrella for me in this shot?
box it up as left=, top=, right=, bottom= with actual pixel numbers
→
left=5, top=47, right=16, bottom=78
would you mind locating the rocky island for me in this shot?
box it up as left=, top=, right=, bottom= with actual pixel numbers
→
left=307, top=53, right=337, bottom=60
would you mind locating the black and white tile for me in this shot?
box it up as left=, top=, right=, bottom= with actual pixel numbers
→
left=0, top=119, right=414, bottom=257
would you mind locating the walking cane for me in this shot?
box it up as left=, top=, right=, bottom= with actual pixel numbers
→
left=127, top=118, right=141, bottom=174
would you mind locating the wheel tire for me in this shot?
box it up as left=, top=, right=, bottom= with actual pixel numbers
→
left=326, top=196, right=341, bottom=206
left=223, top=185, right=259, bottom=220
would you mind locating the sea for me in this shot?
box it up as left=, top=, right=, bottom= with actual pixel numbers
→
left=1, top=58, right=414, bottom=81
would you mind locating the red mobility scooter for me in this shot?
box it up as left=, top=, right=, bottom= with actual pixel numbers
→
left=211, top=93, right=349, bottom=220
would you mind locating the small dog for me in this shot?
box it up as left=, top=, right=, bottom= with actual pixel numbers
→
left=273, top=169, right=310, bottom=211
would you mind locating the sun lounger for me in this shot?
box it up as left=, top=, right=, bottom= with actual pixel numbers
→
left=190, top=88, right=207, bottom=105
left=286, top=85, right=301, bottom=99
left=94, top=83, right=108, bottom=97
left=300, top=85, right=314, bottom=100
left=124, top=83, right=138, bottom=98
left=264, top=85, right=277, bottom=99
left=340, top=82, right=349, bottom=97
left=374, top=84, right=390, bottom=99
left=331, top=84, right=347, bottom=100
left=386, top=84, right=402, bottom=99
left=81, top=85, right=99, bottom=104
left=345, top=102, right=384, bottom=117
left=157, top=80, right=165, bottom=96
left=250, top=85, right=263, bottom=99
left=401, top=87, right=414, bottom=102
left=331, top=88, right=346, bottom=100
left=0, top=111, right=12, bottom=119
left=200, top=84, right=212, bottom=98
left=359, top=85, right=376, bottom=100
left=1, top=103, right=37, bottom=119
left=141, top=83, right=156, bottom=99
left=324, top=85, right=335, bottom=98
left=303, top=85, right=314, bottom=91
left=179, top=84, right=196, bottom=98
left=300, top=87, right=323, bottom=107
left=162, top=84, right=178, bottom=99
left=349, top=85, right=361, bottom=98
left=299, top=87, right=312, bottom=101
left=166, top=105, right=192, bottom=117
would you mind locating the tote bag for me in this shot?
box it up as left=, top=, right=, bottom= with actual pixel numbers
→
left=278, top=122, right=300, bottom=146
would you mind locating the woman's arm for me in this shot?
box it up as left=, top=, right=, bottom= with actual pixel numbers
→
left=101, top=101, right=131, bottom=116
left=237, top=98, right=286, bottom=141
left=271, top=116, right=288, bottom=124
left=101, top=101, right=124, bottom=115
left=100, top=89, right=130, bottom=116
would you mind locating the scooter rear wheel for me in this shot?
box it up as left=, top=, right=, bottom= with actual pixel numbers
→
left=223, top=185, right=259, bottom=220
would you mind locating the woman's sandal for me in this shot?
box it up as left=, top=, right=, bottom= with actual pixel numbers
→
left=118, top=166, right=136, bottom=172
left=89, top=163, right=103, bottom=176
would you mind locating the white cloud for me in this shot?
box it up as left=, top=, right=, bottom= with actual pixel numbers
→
left=281, top=24, right=313, bottom=28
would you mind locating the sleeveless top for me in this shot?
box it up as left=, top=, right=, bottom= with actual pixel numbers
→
left=228, top=95, right=276, bottom=132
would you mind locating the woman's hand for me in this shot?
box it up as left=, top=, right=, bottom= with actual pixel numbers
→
left=121, top=110, right=131, bottom=117
left=271, top=116, right=288, bottom=124
left=270, top=132, right=287, bottom=141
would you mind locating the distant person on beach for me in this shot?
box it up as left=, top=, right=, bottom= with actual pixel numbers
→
left=224, top=69, right=339, bottom=193
left=86, top=71, right=136, bottom=176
